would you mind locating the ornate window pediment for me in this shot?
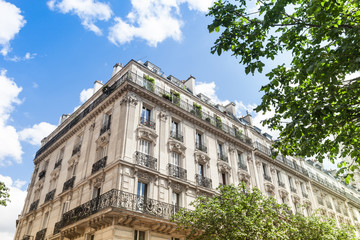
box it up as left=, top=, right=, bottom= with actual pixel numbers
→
left=217, top=161, right=231, bottom=175
left=194, top=151, right=210, bottom=165
left=238, top=170, right=250, bottom=185
left=137, top=126, right=158, bottom=144
left=291, top=193, right=301, bottom=203
left=279, top=188, right=289, bottom=198
left=303, top=198, right=312, bottom=207
left=137, top=171, right=154, bottom=183
left=264, top=182, right=275, bottom=194
left=96, top=131, right=110, bottom=147
left=50, top=167, right=61, bottom=180
left=170, top=182, right=185, bottom=193
left=168, top=140, right=186, bottom=155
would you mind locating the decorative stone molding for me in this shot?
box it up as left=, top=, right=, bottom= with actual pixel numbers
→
left=96, top=131, right=110, bottom=148
left=89, top=122, right=96, bottom=132
left=238, top=170, right=251, bottom=185
left=92, top=173, right=105, bottom=188
left=291, top=193, right=301, bottom=203
left=194, top=152, right=210, bottom=165
left=303, top=198, right=312, bottom=207
left=328, top=211, right=335, bottom=219
left=264, top=182, right=275, bottom=194
left=50, top=167, right=60, bottom=180
left=158, top=111, right=168, bottom=121
left=255, top=159, right=262, bottom=167
left=217, top=161, right=231, bottom=175
left=228, top=145, right=236, bottom=154
left=295, top=179, right=300, bottom=185
left=170, top=182, right=185, bottom=193
left=137, top=126, right=158, bottom=144
left=247, top=153, right=253, bottom=163
left=168, top=140, right=186, bottom=155
left=137, top=171, right=153, bottom=183
left=35, top=178, right=45, bottom=192
left=279, top=188, right=289, bottom=198
left=270, top=166, right=276, bottom=174
left=120, top=93, right=138, bottom=106
left=67, top=155, right=79, bottom=168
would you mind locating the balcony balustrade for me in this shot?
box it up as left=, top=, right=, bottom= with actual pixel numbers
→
left=53, top=189, right=181, bottom=235
left=140, top=117, right=156, bottom=130
left=278, top=181, right=285, bottom=188
left=218, top=153, right=228, bottom=162
left=62, top=176, right=75, bottom=192
left=91, top=156, right=107, bottom=174
left=195, top=142, right=207, bottom=153
left=195, top=174, right=212, bottom=189
left=290, top=186, right=297, bottom=193
left=29, top=199, right=39, bottom=213
left=170, top=131, right=183, bottom=142
left=35, top=228, right=46, bottom=240
left=239, top=162, right=248, bottom=171
left=45, top=189, right=56, bottom=203
left=72, top=144, right=81, bottom=156
left=168, top=163, right=187, bottom=180
left=135, top=151, right=157, bottom=170
left=54, top=159, right=62, bottom=169
left=38, top=170, right=46, bottom=180
left=264, top=174, right=272, bottom=182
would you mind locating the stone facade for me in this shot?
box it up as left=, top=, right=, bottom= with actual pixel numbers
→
left=14, top=60, right=360, bottom=240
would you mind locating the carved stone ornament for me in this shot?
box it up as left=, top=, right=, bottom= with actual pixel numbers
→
left=291, top=193, right=301, bottom=203
left=171, top=182, right=184, bottom=193
left=194, top=152, right=210, bottom=165
left=67, top=155, right=79, bottom=167
left=264, top=182, right=275, bottom=194
left=158, top=111, right=168, bottom=121
left=35, top=178, right=45, bottom=191
left=168, top=140, right=186, bottom=155
left=270, top=166, right=276, bottom=174
left=295, top=179, right=300, bottom=185
left=92, top=173, right=105, bottom=187
left=89, top=122, right=96, bottom=132
left=279, top=188, right=289, bottom=198
left=255, top=159, right=262, bottom=167
left=247, top=153, right=253, bottom=163
left=50, top=167, right=60, bottom=180
left=238, top=170, right=251, bottom=185
left=137, top=171, right=153, bottom=183
left=228, top=145, right=236, bottom=154
left=96, top=131, right=110, bottom=148
left=303, top=198, right=312, bottom=207
left=217, top=161, right=232, bottom=175
left=120, top=93, right=138, bottom=106
left=137, top=126, right=158, bottom=144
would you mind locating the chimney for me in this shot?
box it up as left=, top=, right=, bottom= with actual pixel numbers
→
left=243, top=111, right=253, bottom=126
left=93, top=80, right=104, bottom=94
left=184, top=75, right=195, bottom=93
left=112, top=63, right=123, bottom=77
left=225, top=102, right=236, bottom=115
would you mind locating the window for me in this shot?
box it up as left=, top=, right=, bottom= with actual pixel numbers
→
left=195, top=132, right=202, bottom=145
left=92, top=187, right=101, bottom=199
left=100, top=113, right=111, bottom=134
left=276, top=170, right=282, bottom=182
left=58, top=148, right=64, bottom=161
left=62, top=201, right=70, bottom=214
left=262, top=163, right=271, bottom=181
left=171, top=238, right=180, bottom=240
left=139, top=139, right=151, bottom=155
left=141, top=106, right=151, bottom=122
left=238, top=152, right=246, bottom=169
left=27, top=221, right=33, bottom=235
left=172, top=192, right=180, bottom=207
left=137, top=182, right=148, bottom=211
left=218, top=143, right=224, bottom=157
left=171, top=152, right=180, bottom=166
left=198, top=164, right=204, bottom=177
left=134, top=230, right=145, bottom=240
left=221, top=172, right=227, bottom=185
left=288, top=176, right=294, bottom=188
left=97, top=145, right=108, bottom=160
left=171, top=120, right=179, bottom=134
left=42, top=212, right=49, bottom=229
left=281, top=196, right=287, bottom=203
left=262, top=163, right=268, bottom=175
left=72, top=134, right=83, bottom=155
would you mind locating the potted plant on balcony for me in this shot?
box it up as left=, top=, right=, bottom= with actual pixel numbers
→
left=193, top=103, right=202, bottom=118
left=143, top=75, right=155, bottom=92
left=162, top=93, right=172, bottom=101
left=171, top=90, right=181, bottom=106
left=215, top=116, right=223, bottom=129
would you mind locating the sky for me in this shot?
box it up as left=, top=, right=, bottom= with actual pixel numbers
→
left=0, top=0, right=339, bottom=239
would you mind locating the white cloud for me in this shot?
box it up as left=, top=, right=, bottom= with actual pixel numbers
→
left=0, top=175, right=27, bottom=240
left=80, top=87, right=94, bottom=103
left=0, top=0, right=26, bottom=56
left=19, top=122, right=57, bottom=146
left=0, top=70, right=23, bottom=164
left=108, top=0, right=214, bottom=46
left=47, top=0, right=113, bottom=35
left=194, top=81, right=229, bottom=105
left=5, top=52, right=36, bottom=62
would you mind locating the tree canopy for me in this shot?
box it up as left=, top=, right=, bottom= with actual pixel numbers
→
left=0, top=181, right=10, bottom=206
left=172, top=184, right=356, bottom=240
left=207, top=0, right=360, bottom=181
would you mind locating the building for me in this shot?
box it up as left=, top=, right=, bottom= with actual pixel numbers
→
left=14, top=60, right=360, bottom=240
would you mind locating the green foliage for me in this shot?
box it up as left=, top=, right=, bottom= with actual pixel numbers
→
left=163, top=93, right=172, bottom=101
left=143, top=75, right=155, bottom=92
left=171, top=90, right=181, bottom=106
left=172, top=184, right=355, bottom=240
left=208, top=0, right=360, bottom=179
left=215, top=116, right=223, bottom=129
left=193, top=103, right=203, bottom=118
left=0, top=181, right=10, bottom=206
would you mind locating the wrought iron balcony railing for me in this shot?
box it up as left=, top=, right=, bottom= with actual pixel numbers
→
left=170, top=131, right=183, bottom=142
left=290, top=186, right=297, bottom=193
left=239, top=162, right=248, bottom=171
left=100, top=123, right=111, bottom=135
left=54, top=159, right=62, bottom=169
left=38, top=170, right=46, bottom=180
left=29, top=199, right=39, bottom=213
left=92, top=156, right=107, bottom=174
left=72, top=144, right=81, bottom=156
left=35, top=228, right=46, bottom=240
left=195, top=174, right=212, bottom=189
left=218, top=153, right=228, bottom=162
left=278, top=181, right=285, bottom=188
left=195, top=142, right=207, bottom=153
left=135, top=151, right=157, bottom=170
left=264, top=174, right=272, bottom=182
left=22, top=235, right=31, bottom=240
left=62, top=176, right=75, bottom=192
left=168, top=163, right=187, bottom=180
left=54, top=189, right=182, bottom=235
left=140, top=117, right=156, bottom=130
left=45, top=189, right=56, bottom=203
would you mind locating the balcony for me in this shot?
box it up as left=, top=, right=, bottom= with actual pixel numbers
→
left=170, top=131, right=183, bottom=142
left=29, top=199, right=39, bottom=213
left=218, top=153, right=228, bottom=162
left=54, top=159, right=62, bottom=169
left=239, top=162, right=248, bottom=171
left=135, top=151, right=157, bottom=170
left=62, top=176, right=75, bottom=192
left=264, top=174, right=272, bottom=182
left=278, top=181, right=285, bottom=188
left=54, top=189, right=181, bottom=235
left=290, top=186, right=297, bottom=193
left=140, top=117, right=156, bottom=130
left=38, top=170, right=46, bottom=180
left=195, top=174, right=212, bottom=189
left=72, top=144, right=81, bottom=156
left=35, top=228, right=46, bottom=240
left=100, top=123, right=111, bottom=135
left=195, top=142, right=207, bottom=153
left=91, top=156, right=107, bottom=174
left=45, top=189, right=56, bottom=203
left=168, top=163, right=187, bottom=180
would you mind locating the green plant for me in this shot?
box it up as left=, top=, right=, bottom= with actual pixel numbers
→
left=215, top=116, right=223, bottom=129
left=193, top=103, right=202, bottom=118
left=143, top=75, right=155, bottom=92
left=171, top=90, right=180, bottom=106
left=162, top=93, right=172, bottom=101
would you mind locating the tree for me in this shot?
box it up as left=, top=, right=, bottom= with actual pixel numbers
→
left=172, top=184, right=356, bottom=240
left=0, top=181, right=10, bottom=206
left=207, top=0, right=360, bottom=181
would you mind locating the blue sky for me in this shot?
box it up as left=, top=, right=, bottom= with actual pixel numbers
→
left=0, top=0, right=335, bottom=238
